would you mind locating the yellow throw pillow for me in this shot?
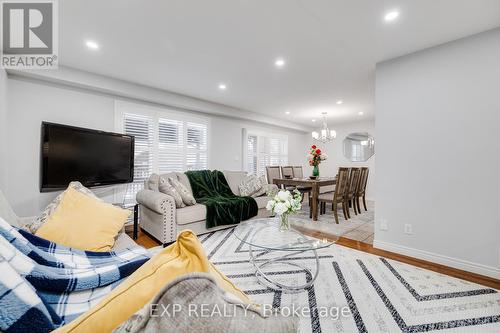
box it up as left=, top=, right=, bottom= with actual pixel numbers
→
left=54, top=230, right=251, bottom=333
left=35, top=187, right=130, bottom=252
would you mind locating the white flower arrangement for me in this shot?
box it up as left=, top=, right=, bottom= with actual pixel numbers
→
left=266, top=189, right=302, bottom=216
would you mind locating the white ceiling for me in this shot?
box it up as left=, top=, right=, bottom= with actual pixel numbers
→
left=59, top=0, right=500, bottom=126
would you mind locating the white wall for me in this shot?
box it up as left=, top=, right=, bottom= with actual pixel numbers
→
left=375, top=28, right=500, bottom=278
left=5, top=77, right=308, bottom=216
left=210, top=116, right=307, bottom=172
left=307, top=120, right=375, bottom=200
left=6, top=79, right=116, bottom=216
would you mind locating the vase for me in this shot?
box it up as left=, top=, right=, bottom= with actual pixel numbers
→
left=312, top=165, right=320, bottom=177
left=278, top=213, right=290, bottom=232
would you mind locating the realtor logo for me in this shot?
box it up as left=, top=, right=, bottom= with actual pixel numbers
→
left=1, top=0, right=58, bottom=69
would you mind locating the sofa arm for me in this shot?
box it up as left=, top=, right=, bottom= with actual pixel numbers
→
left=136, top=190, right=175, bottom=215
left=265, top=184, right=279, bottom=196
left=136, top=190, right=177, bottom=244
left=17, top=216, right=36, bottom=232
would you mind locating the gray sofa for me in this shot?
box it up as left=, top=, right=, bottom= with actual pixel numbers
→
left=136, top=171, right=277, bottom=244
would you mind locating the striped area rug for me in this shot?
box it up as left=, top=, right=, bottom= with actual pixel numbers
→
left=200, top=228, right=500, bottom=333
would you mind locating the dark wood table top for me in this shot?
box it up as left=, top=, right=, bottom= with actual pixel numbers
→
left=273, top=177, right=336, bottom=186
left=272, top=177, right=336, bottom=221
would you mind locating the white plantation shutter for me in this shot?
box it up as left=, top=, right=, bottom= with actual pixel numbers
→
left=268, top=137, right=282, bottom=166
left=247, top=135, right=258, bottom=175
left=158, top=118, right=184, bottom=172
left=246, top=132, right=288, bottom=176
left=186, top=122, right=208, bottom=170
left=116, top=102, right=209, bottom=202
left=123, top=112, right=154, bottom=202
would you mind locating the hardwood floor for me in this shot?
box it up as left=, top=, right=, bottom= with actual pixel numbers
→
left=128, top=228, right=500, bottom=290
left=128, top=228, right=161, bottom=249
left=335, top=237, right=500, bottom=290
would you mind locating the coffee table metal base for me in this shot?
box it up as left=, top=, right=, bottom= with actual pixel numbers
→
left=248, top=245, right=320, bottom=292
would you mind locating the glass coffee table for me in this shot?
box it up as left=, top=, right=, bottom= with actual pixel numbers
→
left=233, top=217, right=337, bottom=292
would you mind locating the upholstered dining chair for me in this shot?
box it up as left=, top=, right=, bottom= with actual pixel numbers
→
left=346, top=168, right=362, bottom=218
left=291, top=166, right=304, bottom=178
left=355, top=167, right=369, bottom=213
left=266, top=166, right=282, bottom=186
left=317, top=167, right=350, bottom=224
left=279, top=166, right=298, bottom=192
left=280, top=166, right=294, bottom=179
left=290, top=166, right=312, bottom=206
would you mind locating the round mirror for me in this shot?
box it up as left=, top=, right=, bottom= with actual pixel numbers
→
left=343, top=132, right=375, bottom=162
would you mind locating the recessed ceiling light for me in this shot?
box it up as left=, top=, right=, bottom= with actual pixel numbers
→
left=85, top=40, right=99, bottom=50
left=275, top=58, right=285, bottom=67
left=336, top=100, right=343, bottom=105
left=384, top=11, right=399, bottom=22
left=285, top=111, right=290, bottom=115
left=358, top=111, right=364, bottom=116
left=312, top=119, right=316, bottom=122
left=218, top=83, right=227, bottom=90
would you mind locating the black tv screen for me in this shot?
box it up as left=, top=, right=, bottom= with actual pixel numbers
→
left=40, top=122, right=134, bottom=192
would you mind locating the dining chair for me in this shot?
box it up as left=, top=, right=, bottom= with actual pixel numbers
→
left=289, top=165, right=312, bottom=207
left=355, top=167, right=369, bottom=213
left=346, top=168, right=361, bottom=218
left=280, top=165, right=302, bottom=194
left=266, top=166, right=282, bottom=186
left=280, top=166, right=294, bottom=179
left=317, top=167, right=349, bottom=224
left=291, top=166, right=304, bottom=178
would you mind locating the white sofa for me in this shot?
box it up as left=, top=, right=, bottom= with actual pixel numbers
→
left=136, top=171, right=277, bottom=244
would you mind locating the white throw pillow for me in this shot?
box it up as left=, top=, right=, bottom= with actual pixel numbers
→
left=248, top=176, right=267, bottom=197
left=239, top=174, right=263, bottom=197
left=169, top=177, right=196, bottom=206
left=147, top=173, right=160, bottom=191
left=159, top=177, right=185, bottom=208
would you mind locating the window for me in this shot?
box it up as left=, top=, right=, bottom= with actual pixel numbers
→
left=122, top=113, right=154, bottom=202
left=115, top=101, right=209, bottom=202
left=186, top=122, right=208, bottom=170
left=245, top=130, right=288, bottom=176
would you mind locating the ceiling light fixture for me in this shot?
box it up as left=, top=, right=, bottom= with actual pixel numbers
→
left=358, top=111, right=364, bottom=116
left=311, top=119, right=316, bottom=122
left=312, top=112, right=336, bottom=143
left=85, top=40, right=99, bottom=50
left=275, top=58, right=285, bottom=67
left=336, top=100, right=343, bottom=105
left=384, top=11, right=399, bottom=22
left=285, top=111, right=290, bottom=115
left=218, top=83, right=227, bottom=90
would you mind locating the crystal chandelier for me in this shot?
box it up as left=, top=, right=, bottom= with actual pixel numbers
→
left=311, top=112, right=336, bottom=143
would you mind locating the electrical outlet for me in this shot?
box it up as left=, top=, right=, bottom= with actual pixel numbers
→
left=404, top=224, right=413, bottom=234
left=380, top=219, right=388, bottom=231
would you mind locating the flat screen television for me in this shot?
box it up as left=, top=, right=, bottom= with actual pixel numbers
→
left=40, top=122, right=134, bottom=192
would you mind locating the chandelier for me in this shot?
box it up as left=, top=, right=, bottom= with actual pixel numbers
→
left=312, top=112, right=336, bottom=143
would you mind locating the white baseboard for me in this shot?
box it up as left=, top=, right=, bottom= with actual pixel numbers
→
left=373, top=240, right=500, bottom=280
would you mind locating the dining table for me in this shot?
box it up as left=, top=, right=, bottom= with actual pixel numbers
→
left=272, top=177, right=337, bottom=221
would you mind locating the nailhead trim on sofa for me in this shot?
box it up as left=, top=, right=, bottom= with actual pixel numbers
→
left=160, top=198, right=176, bottom=243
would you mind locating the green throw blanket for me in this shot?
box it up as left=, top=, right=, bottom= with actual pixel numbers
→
left=185, top=170, right=258, bottom=228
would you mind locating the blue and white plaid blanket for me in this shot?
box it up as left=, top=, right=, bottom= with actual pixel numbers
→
left=0, top=218, right=151, bottom=333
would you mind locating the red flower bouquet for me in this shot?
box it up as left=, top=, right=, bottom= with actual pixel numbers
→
left=307, top=145, right=327, bottom=177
